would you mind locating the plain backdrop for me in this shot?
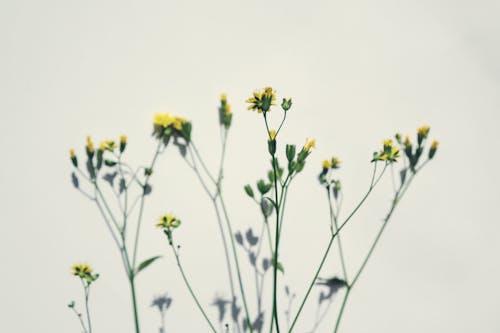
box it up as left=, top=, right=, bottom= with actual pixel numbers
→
left=1, top=0, right=499, bottom=332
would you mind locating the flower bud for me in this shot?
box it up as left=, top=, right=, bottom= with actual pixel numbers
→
left=120, top=135, right=127, bottom=153
left=429, top=140, right=439, bottom=159
left=244, top=185, right=254, bottom=198
left=286, top=144, right=296, bottom=162
left=281, top=98, right=292, bottom=111
left=70, top=149, right=78, bottom=167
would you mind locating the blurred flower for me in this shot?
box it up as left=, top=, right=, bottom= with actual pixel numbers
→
left=153, top=113, right=191, bottom=142
left=120, top=135, right=127, bottom=153
left=70, top=149, right=78, bottom=167
left=71, top=263, right=99, bottom=283
left=417, top=125, right=430, bottom=145
left=86, top=136, right=95, bottom=157
left=99, top=140, right=116, bottom=152
left=219, top=94, right=232, bottom=128
left=331, top=157, right=341, bottom=169
left=373, top=139, right=399, bottom=162
left=429, top=140, right=439, bottom=159
left=322, top=159, right=332, bottom=169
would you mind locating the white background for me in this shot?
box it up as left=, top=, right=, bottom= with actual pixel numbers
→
left=1, top=0, right=499, bottom=332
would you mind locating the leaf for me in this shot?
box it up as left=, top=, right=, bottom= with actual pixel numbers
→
left=135, top=256, right=162, bottom=275
left=277, top=262, right=284, bottom=274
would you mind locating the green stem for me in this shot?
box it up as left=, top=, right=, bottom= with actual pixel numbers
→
left=132, top=141, right=162, bottom=268
left=129, top=277, right=141, bottom=333
left=328, top=190, right=348, bottom=282
left=271, top=154, right=281, bottom=333
left=70, top=306, right=88, bottom=333
left=332, top=287, right=350, bottom=333
left=82, top=282, right=92, bottom=333
left=169, top=239, right=218, bottom=332
left=219, top=195, right=254, bottom=333
left=288, top=163, right=386, bottom=332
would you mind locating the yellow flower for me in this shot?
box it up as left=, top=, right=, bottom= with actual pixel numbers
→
left=224, top=102, right=232, bottom=115
left=429, top=140, right=439, bottom=159
left=383, top=139, right=393, bottom=149
left=120, top=135, right=127, bottom=145
left=304, top=138, right=316, bottom=152
left=220, top=93, right=227, bottom=103
left=431, top=140, right=439, bottom=149
left=245, top=86, right=277, bottom=113
left=71, top=263, right=92, bottom=277
left=99, top=140, right=116, bottom=152
left=331, top=157, right=341, bottom=168
left=322, top=159, right=332, bottom=169
left=70, top=149, right=76, bottom=159
left=157, top=214, right=181, bottom=229
left=86, top=136, right=95, bottom=154
left=269, top=129, right=276, bottom=140
left=154, top=113, right=187, bottom=129
left=417, top=126, right=430, bottom=145
left=404, top=135, right=411, bottom=147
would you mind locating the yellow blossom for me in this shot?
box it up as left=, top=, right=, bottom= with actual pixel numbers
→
left=157, top=214, right=181, bottom=229
left=322, top=159, right=332, bottom=169
left=245, top=86, right=277, bottom=113
left=331, top=157, right=341, bottom=168
left=431, top=140, right=439, bottom=149
left=120, top=135, right=127, bottom=145
left=70, top=149, right=76, bottom=159
left=269, top=129, right=276, bottom=140
left=220, top=93, right=227, bottom=103
left=304, top=138, right=316, bottom=152
left=71, top=263, right=92, bottom=277
left=86, top=136, right=95, bottom=153
left=99, top=140, right=116, bottom=151
left=404, top=135, right=411, bottom=147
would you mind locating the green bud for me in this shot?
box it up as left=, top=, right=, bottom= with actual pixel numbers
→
left=145, top=168, right=153, bottom=176
left=286, top=144, right=296, bottom=162
left=244, top=185, right=254, bottom=198
left=257, top=179, right=271, bottom=195
left=96, top=150, right=103, bottom=170
left=281, top=98, right=292, bottom=111
left=268, top=139, right=276, bottom=155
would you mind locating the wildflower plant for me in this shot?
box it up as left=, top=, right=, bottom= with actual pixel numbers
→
left=68, top=264, right=99, bottom=333
left=66, top=87, right=439, bottom=333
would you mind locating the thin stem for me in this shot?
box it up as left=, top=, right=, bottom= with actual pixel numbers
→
left=327, top=189, right=348, bottom=282
left=129, top=277, right=141, bottom=333
left=82, top=281, right=93, bottom=333
left=219, top=195, right=254, bottom=333
left=332, top=168, right=422, bottom=333
left=169, top=240, right=218, bottom=333
left=288, top=163, right=387, bottom=332
left=70, top=306, right=88, bottom=333
left=132, top=141, right=162, bottom=267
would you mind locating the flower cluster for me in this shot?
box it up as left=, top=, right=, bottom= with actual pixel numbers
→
left=319, top=156, right=342, bottom=197
left=153, top=113, right=192, bottom=144
left=71, top=263, right=99, bottom=284
left=219, top=94, right=233, bottom=128
left=69, top=135, right=128, bottom=179
left=397, top=125, right=439, bottom=172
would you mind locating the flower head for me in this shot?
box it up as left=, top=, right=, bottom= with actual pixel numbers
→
left=99, top=140, right=116, bottom=152
left=269, top=129, right=276, bottom=140
left=304, top=138, right=316, bottom=152
left=86, top=136, right=95, bottom=157
left=70, top=149, right=78, bottom=167
left=246, top=86, right=277, bottom=113
left=429, top=140, right=439, bottom=159
left=417, top=126, right=430, bottom=144
left=373, top=139, right=399, bottom=163
left=153, top=113, right=191, bottom=142
left=119, top=135, right=127, bottom=153
left=156, top=214, right=181, bottom=229
left=219, top=94, right=232, bottom=128
left=331, top=157, right=341, bottom=169
left=322, top=159, right=332, bottom=169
